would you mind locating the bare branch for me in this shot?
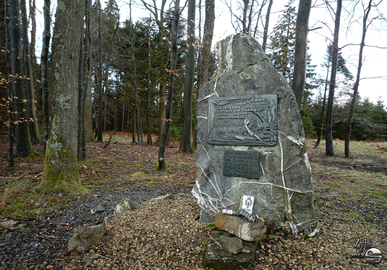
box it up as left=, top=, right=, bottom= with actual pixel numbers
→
left=360, top=76, right=387, bottom=81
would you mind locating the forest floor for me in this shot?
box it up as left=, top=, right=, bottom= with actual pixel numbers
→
left=0, top=132, right=387, bottom=269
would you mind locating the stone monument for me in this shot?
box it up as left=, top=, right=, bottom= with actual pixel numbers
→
left=192, top=33, right=318, bottom=236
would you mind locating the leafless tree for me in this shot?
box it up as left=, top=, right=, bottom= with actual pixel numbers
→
left=159, top=0, right=180, bottom=170
left=345, top=0, right=382, bottom=158
left=292, top=0, right=312, bottom=110
left=180, top=0, right=196, bottom=152
left=326, top=0, right=343, bottom=157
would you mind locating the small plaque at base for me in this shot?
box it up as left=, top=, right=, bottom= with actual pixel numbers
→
left=223, top=150, right=260, bottom=179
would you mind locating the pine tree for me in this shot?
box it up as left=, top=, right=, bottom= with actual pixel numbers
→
left=267, top=2, right=296, bottom=82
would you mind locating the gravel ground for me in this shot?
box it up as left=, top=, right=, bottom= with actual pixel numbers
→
left=62, top=195, right=387, bottom=270
left=1, top=185, right=387, bottom=269
left=0, top=184, right=187, bottom=270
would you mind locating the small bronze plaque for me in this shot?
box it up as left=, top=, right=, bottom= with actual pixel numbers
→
left=208, top=95, right=277, bottom=146
left=223, top=150, right=260, bottom=179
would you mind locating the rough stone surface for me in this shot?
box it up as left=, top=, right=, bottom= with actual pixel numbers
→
left=90, top=204, right=106, bottom=214
left=114, top=199, right=137, bottom=214
left=215, top=213, right=266, bottom=241
left=205, top=238, right=255, bottom=266
left=68, top=217, right=108, bottom=251
left=192, top=33, right=318, bottom=235
left=219, top=235, right=244, bottom=254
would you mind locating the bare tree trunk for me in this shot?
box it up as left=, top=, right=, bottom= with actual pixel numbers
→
left=21, top=0, right=40, bottom=143
left=158, top=83, right=166, bottom=143
left=199, top=0, right=214, bottom=86
left=314, top=64, right=330, bottom=149
left=41, top=0, right=84, bottom=192
left=7, top=0, right=32, bottom=157
left=29, top=0, right=41, bottom=142
left=78, top=1, right=86, bottom=160
left=42, top=0, right=51, bottom=152
left=180, top=0, right=195, bottom=153
left=29, top=0, right=36, bottom=67
left=84, top=0, right=94, bottom=140
left=139, top=0, right=168, bottom=145
left=102, top=20, right=119, bottom=133
left=292, top=0, right=311, bottom=110
left=194, top=0, right=214, bottom=148
left=129, top=0, right=143, bottom=145
left=326, top=0, right=342, bottom=157
left=242, top=0, right=249, bottom=34
left=132, top=107, right=137, bottom=143
left=5, top=0, right=15, bottom=168
left=345, top=0, right=374, bottom=158
left=97, top=0, right=103, bottom=142
left=159, top=0, right=180, bottom=170
left=262, top=0, right=273, bottom=51
left=122, top=104, right=125, bottom=132
left=193, top=0, right=202, bottom=149
left=147, top=25, right=153, bottom=145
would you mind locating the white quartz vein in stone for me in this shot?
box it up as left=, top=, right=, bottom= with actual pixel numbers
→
left=197, top=92, right=218, bottom=103
left=192, top=184, right=218, bottom=213
left=224, top=35, right=234, bottom=72
left=197, top=162, right=223, bottom=200
left=284, top=158, right=303, bottom=172
left=225, top=180, right=313, bottom=194
left=279, top=133, right=296, bottom=234
left=199, top=139, right=211, bottom=161
left=279, top=131, right=305, bottom=146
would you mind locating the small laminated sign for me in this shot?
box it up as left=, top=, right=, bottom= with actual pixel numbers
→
left=240, top=195, right=254, bottom=214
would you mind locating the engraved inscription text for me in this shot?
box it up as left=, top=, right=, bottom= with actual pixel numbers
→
left=208, top=95, right=277, bottom=146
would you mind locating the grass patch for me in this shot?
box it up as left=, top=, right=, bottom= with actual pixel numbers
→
left=0, top=178, right=76, bottom=219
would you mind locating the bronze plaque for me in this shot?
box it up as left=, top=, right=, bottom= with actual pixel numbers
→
left=223, top=150, right=260, bottom=179
left=208, top=95, right=277, bottom=146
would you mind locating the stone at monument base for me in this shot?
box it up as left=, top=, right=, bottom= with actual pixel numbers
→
left=205, top=236, right=256, bottom=268
left=215, top=213, right=266, bottom=242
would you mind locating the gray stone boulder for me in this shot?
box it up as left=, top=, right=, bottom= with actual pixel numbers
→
left=192, top=33, right=318, bottom=236
left=68, top=217, right=108, bottom=251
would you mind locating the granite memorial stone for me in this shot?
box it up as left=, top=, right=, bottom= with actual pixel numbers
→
left=192, top=33, right=318, bottom=236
